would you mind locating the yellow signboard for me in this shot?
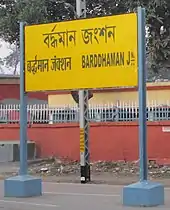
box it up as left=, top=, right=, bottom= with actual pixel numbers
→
left=25, top=13, right=138, bottom=92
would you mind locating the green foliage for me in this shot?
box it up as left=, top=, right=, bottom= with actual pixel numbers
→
left=133, top=0, right=170, bottom=74
left=146, top=0, right=170, bottom=73
left=0, top=0, right=130, bottom=44
left=0, top=0, right=48, bottom=44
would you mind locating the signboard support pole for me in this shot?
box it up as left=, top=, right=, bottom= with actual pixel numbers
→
left=79, top=90, right=90, bottom=183
left=122, top=7, right=164, bottom=207
left=4, top=22, right=42, bottom=198
left=76, top=0, right=90, bottom=183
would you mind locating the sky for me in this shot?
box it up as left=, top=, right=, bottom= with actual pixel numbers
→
left=0, top=40, right=10, bottom=57
left=0, top=40, right=19, bottom=74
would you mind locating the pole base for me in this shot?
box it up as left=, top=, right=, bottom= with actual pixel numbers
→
left=4, top=175, right=42, bottom=197
left=80, top=165, right=91, bottom=183
left=123, top=181, right=164, bottom=207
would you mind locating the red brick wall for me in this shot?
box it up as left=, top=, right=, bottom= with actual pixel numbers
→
left=0, top=122, right=170, bottom=161
left=0, top=84, right=47, bottom=101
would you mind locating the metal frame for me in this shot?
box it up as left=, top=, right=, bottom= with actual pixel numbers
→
left=76, top=0, right=90, bottom=183
left=19, top=2, right=147, bottom=186
left=123, top=8, right=164, bottom=207
left=19, top=22, right=28, bottom=176
left=137, top=7, right=147, bottom=181
left=3, top=21, right=42, bottom=198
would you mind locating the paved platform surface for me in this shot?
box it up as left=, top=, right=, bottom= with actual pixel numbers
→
left=0, top=181, right=169, bottom=209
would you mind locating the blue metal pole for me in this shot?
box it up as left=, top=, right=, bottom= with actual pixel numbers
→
left=19, top=22, right=27, bottom=176
left=137, top=7, right=147, bottom=181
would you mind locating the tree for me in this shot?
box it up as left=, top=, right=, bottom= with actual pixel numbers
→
left=0, top=0, right=133, bottom=44
left=142, top=0, right=170, bottom=75
left=0, top=0, right=129, bottom=75
left=3, top=44, right=20, bottom=75
left=0, top=0, right=78, bottom=45
left=0, top=0, right=170, bottom=79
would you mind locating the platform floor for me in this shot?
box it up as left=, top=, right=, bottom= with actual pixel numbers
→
left=0, top=181, right=169, bottom=209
